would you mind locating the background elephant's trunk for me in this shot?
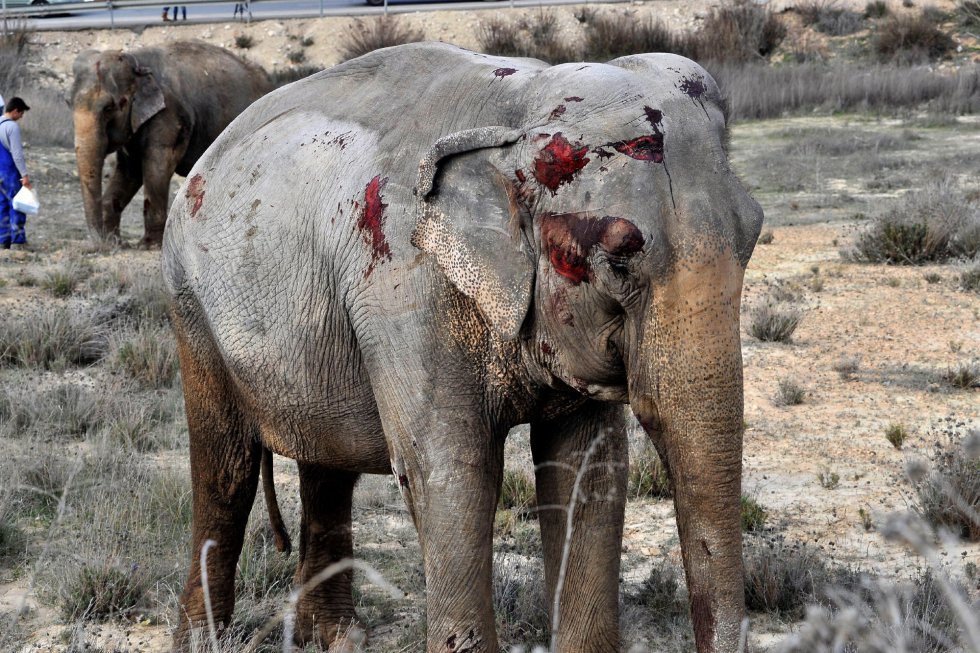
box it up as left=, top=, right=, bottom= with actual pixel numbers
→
left=628, top=257, right=747, bottom=653
left=74, top=110, right=108, bottom=238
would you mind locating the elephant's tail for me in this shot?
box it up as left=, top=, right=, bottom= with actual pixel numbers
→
left=262, top=447, right=293, bottom=556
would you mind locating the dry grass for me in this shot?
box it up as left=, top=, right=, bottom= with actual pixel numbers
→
left=0, top=306, right=108, bottom=370
left=873, top=12, right=956, bottom=63
left=914, top=429, right=980, bottom=541
left=847, top=177, right=980, bottom=264
left=338, top=16, right=425, bottom=63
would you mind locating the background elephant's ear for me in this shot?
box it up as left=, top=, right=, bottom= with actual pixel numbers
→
left=129, top=61, right=165, bottom=132
left=413, top=127, right=534, bottom=341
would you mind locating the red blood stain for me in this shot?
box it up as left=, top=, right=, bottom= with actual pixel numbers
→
left=493, top=67, right=517, bottom=78
left=532, top=133, right=590, bottom=195
left=611, top=134, right=664, bottom=163
left=609, top=107, right=666, bottom=163
left=356, top=175, right=392, bottom=278
left=592, top=147, right=614, bottom=160
left=541, top=342, right=553, bottom=355
left=514, top=169, right=527, bottom=184
left=186, top=174, right=205, bottom=218
left=398, top=474, right=409, bottom=488
left=549, top=104, right=566, bottom=121
left=644, top=106, right=663, bottom=127
left=541, top=212, right=645, bottom=284
left=564, top=96, right=584, bottom=102
left=679, top=76, right=706, bottom=98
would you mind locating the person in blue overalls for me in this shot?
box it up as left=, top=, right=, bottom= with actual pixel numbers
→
left=0, top=97, right=32, bottom=250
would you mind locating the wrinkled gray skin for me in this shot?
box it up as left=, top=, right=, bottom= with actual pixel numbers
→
left=163, top=43, right=763, bottom=653
left=71, top=41, right=271, bottom=247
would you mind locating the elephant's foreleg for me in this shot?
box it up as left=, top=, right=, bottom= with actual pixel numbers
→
left=172, top=324, right=261, bottom=651
left=530, top=402, right=627, bottom=653
left=141, top=139, right=186, bottom=248
left=293, top=463, right=362, bottom=649
left=101, top=151, right=142, bottom=240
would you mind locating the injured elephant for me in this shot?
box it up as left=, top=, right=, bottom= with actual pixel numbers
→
left=163, top=42, right=764, bottom=653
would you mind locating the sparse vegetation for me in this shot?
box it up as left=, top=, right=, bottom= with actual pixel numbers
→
left=286, top=49, right=306, bottom=64
left=0, top=307, right=108, bottom=369
left=628, top=444, right=672, bottom=499
left=773, top=378, right=806, bottom=406
left=109, top=322, right=179, bottom=389
left=499, top=468, right=536, bottom=517
left=914, top=430, right=980, bottom=541
left=865, top=1, right=890, bottom=18
left=743, top=534, right=843, bottom=618
left=234, top=34, right=254, bottom=49
left=818, top=468, right=841, bottom=489
left=943, top=360, right=979, bottom=389
left=492, top=555, right=549, bottom=646
left=59, top=562, right=149, bottom=622
left=748, top=296, right=803, bottom=342
left=338, top=16, right=425, bottom=63
left=696, top=0, right=786, bottom=62
left=758, top=230, right=774, bottom=244
left=886, top=423, right=909, bottom=449
left=741, top=493, right=768, bottom=532
left=961, top=262, right=980, bottom=292
left=848, top=178, right=980, bottom=265
left=873, top=12, right=956, bottom=63
left=833, top=355, right=862, bottom=380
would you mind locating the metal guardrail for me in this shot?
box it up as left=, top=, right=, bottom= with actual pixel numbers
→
left=1, top=0, right=612, bottom=30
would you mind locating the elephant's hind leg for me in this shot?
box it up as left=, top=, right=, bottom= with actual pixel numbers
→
left=294, top=464, right=363, bottom=651
left=173, top=322, right=262, bottom=651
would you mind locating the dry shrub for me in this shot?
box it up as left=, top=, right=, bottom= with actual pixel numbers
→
left=774, top=568, right=969, bottom=653
left=0, top=22, right=29, bottom=93
left=695, top=0, right=786, bottom=62
left=848, top=178, right=980, bottom=264
left=743, top=534, right=843, bottom=618
left=747, top=294, right=803, bottom=342
left=0, top=306, right=108, bottom=369
left=914, top=430, right=980, bottom=540
left=478, top=10, right=581, bottom=63
left=866, top=0, right=890, bottom=18
left=961, top=261, right=980, bottom=292
left=110, top=322, right=179, bottom=389
left=499, top=468, right=536, bottom=517
left=338, top=16, right=425, bottom=63
left=59, top=562, right=149, bottom=622
left=873, top=12, right=956, bottom=63
left=628, top=443, right=671, bottom=499
left=493, top=555, right=549, bottom=646
left=709, top=63, right=980, bottom=121
left=798, top=1, right=867, bottom=35
left=584, top=11, right=692, bottom=62
left=960, top=0, right=980, bottom=25
left=269, top=64, right=322, bottom=88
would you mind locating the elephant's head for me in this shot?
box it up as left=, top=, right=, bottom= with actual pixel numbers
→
left=71, top=49, right=166, bottom=239
left=414, top=55, right=762, bottom=652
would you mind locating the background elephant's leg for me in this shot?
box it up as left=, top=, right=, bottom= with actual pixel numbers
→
left=530, top=402, right=627, bottom=653
left=101, top=151, right=142, bottom=240
left=173, top=325, right=261, bottom=650
left=293, top=464, right=361, bottom=649
left=140, top=142, right=186, bottom=247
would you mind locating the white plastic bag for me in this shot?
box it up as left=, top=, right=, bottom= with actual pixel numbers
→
left=12, top=186, right=39, bottom=215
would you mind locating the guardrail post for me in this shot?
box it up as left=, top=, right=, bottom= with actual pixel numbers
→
left=319, top=0, right=323, bottom=17
left=106, top=0, right=114, bottom=28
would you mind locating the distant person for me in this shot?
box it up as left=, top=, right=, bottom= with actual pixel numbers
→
left=0, top=97, right=32, bottom=250
left=162, top=5, right=186, bottom=20
left=0, top=93, right=4, bottom=108
left=233, top=0, right=251, bottom=20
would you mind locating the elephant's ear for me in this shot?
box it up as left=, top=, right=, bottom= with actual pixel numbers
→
left=413, top=127, right=535, bottom=341
left=127, top=56, right=166, bottom=133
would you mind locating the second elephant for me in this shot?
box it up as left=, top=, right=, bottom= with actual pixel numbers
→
left=71, top=41, right=271, bottom=247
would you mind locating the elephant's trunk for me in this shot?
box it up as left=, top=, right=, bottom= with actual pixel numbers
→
left=628, top=255, right=747, bottom=653
left=74, top=110, right=108, bottom=239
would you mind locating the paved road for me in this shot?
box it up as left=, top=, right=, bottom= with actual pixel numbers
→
left=8, top=0, right=619, bottom=30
